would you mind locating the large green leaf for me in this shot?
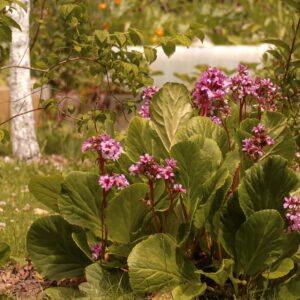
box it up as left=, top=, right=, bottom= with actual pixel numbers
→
left=58, top=172, right=102, bottom=237
left=261, top=111, right=296, bottom=161
left=171, top=140, right=215, bottom=213
left=0, top=242, right=10, bottom=266
left=150, top=83, right=193, bottom=153
left=219, top=194, right=245, bottom=257
left=189, top=135, right=223, bottom=168
left=125, top=117, right=153, bottom=161
left=239, top=156, right=299, bottom=217
left=174, top=117, right=229, bottom=155
left=29, top=175, right=63, bottom=213
left=194, top=167, right=231, bottom=231
left=106, top=183, right=149, bottom=244
left=128, top=234, right=205, bottom=294
left=235, top=210, right=284, bottom=275
left=27, top=215, right=90, bottom=280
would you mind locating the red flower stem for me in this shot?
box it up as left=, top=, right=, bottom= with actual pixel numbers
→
left=179, top=195, right=188, bottom=223
left=149, top=179, right=161, bottom=232
left=239, top=99, right=244, bottom=123
left=98, top=152, right=107, bottom=255
left=222, top=119, right=231, bottom=150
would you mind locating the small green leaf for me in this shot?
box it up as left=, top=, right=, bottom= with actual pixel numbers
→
left=175, top=34, right=192, bottom=47
left=45, top=287, right=84, bottom=300
left=59, top=4, right=80, bottom=19
left=161, top=40, right=176, bottom=57
left=262, top=39, right=290, bottom=52
left=196, top=259, right=234, bottom=287
left=144, top=46, right=157, bottom=63
left=262, top=258, right=294, bottom=279
left=129, top=28, right=143, bottom=45
left=79, top=263, right=126, bottom=297
left=95, top=30, right=109, bottom=45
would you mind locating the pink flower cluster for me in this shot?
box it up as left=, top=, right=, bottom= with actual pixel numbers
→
left=192, top=65, right=281, bottom=120
left=138, top=86, right=160, bottom=119
left=229, top=65, right=280, bottom=111
left=192, top=67, right=230, bottom=118
left=242, top=123, right=275, bottom=160
left=90, top=243, right=103, bottom=261
left=99, top=174, right=129, bottom=191
left=284, top=196, right=300, bottom=233
left=254, top=77, right=280, bottom=112
left=129, top=154, right=186, bottom=193
left=82, top=134, right=122, bottom=161
left=230, top=64, right=257, bottom=101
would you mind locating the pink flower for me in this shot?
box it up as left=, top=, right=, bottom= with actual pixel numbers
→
left=91, top=243, right=103, bottom=261
left=114, top=174, right=129, bottom=190
left=229, top=65, right=257, bottom=101
left=157, top=166, right=175, bottom=180
left=210, top=115, right=222, bottom=125
left=129, top=154, right=177, bottom=183
left=99, top=174, right=129, bottom=191
left=254, top=77, right=280, bottom=112
left=100, top=139, right=122, bottom=161
left=242, top=138, right=264, bottom=160
left=99, top=175, right=115, bottom=191
left=138, top=86, right=160, bottom=119
left=192, top=67, right=229, bottom=117
left=284, top=196, right=300, bottom=233
left=129, top=163, right=141, bottom=176
left=140, top=154, right=155, bottom=164
left=165, top=158, right=177, bottom=168
left=82, top=134, right=122, bottom=161
left=242, top=123, right=275, bottom=160
left=172, top=183, right=186, bottom=194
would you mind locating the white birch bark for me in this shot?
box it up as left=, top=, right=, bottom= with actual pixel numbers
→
left=8, top=0, right=40, bottom=160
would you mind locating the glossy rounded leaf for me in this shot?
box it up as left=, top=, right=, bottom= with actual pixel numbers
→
left=29, top=175, right=63, bottom=213
left=150, top=83, right=193, bottom=153
left=235, top=210, right=284, bottom=275
left=239, top=156, right=298, bottom=217
left=128, top=233, right=202, bottom=293
left=58, top=172, right=102, bottom=237
left=106, top=183, right=149, bottom=244
left=27, top=215, right=90, bottom=280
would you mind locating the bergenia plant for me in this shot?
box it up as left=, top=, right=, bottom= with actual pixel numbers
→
left=26, top=66, right=299, bottom=299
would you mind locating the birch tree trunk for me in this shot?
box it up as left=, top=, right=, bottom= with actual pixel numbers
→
left=8, top=0, right=40, bottom=160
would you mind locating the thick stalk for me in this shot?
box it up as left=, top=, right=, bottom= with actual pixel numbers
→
left=149, top=179, right=161, bottom=232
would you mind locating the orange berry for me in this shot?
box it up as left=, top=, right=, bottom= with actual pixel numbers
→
left=98, top=3, right=107, bottom=10
left=114, top=0, right=121, bottom=5
left=155, top=27, right=164, bottom=37
left=102, top=23, right=110, bottom=30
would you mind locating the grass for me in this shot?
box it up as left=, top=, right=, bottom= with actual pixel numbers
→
left=0, top=158, right=92, bottom=258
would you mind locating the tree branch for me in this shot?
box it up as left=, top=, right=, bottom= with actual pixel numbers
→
left=0, top=107, right=45, bottom=126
